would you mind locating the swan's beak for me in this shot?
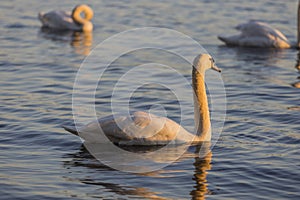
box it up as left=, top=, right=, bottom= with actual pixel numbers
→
left=212, top=64, right=222, bottom=73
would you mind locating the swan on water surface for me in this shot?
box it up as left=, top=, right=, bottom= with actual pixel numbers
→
left=38, top=4, right=93, bottom=32
left=63, top=54, right=221, bottom=145
left=218, top=1, right=300, bottom=48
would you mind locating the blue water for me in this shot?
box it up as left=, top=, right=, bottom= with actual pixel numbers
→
left=1, top=0, right=300, bottom=199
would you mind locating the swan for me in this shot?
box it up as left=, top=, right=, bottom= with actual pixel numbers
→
left=63, top=54, right=221, bottom=145
left=38, top=4, right=93, bottom=32
left=218, top=1, right=300, bottom=48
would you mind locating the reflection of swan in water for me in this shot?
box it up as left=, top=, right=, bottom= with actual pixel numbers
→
left=287, top=56, right=300, bottom=110
left=296, top=52, right=300, bottom=72
left=217, top=46, right=288, bottom=86
left=71, top=31, right=93, bottom=56
left=38, top=4, right=93, bottom=32
left=292, top=81, right=300, bottom=88
left=190, top=144, right=212, bottom=200
left=38, top=27, right=93, bottom=55
left=63, top=54, right=221, bottom=145
left=64, top=146, right=169, bottom=199
left=292, top=52, right=300, bottom=88
left=218, top=1, right=300, bottom=48
left=218, top=45, right=285, bottom=64
left=287, top=54, right=300, bottom=110
left=63, top=143, right=212, bottom=199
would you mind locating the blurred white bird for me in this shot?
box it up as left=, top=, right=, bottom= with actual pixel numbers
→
left=38, top=4, right=93, bottom=32
left=218, top=1, right=300, bottom=48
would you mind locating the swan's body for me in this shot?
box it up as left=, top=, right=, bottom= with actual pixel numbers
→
left=218, top=20, right=291, bottom=48
left=218, top=1, right=300, bottom=48
left=64, top=111, right=197, bottom=145
left=63, top=54, right=221, bottom=145
left=38, top=4, right=93, bottom=32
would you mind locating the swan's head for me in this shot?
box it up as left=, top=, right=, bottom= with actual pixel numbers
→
left=82, top=21, right=93, bottom=32
left=193, top=54, right=221, bottom=73
left=72, top=4, right=94, bottom=32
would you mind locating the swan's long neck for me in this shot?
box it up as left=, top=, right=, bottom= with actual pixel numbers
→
left=298, top=0, right=300, bottom=48
left=72, top=5, right=93, bottom=32
left=192, top=68, right=211, bottom=141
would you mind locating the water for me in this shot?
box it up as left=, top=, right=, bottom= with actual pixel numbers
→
left=1, top=0, right=300, bottom=199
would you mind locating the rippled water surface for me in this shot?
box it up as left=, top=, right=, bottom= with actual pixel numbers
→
left=1, top=0, right=300, bottom=199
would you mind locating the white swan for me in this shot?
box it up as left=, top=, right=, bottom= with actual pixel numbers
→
left=218, top=1, right=300, bottom=48
left=63, top=54, right=221, bottom=145
left=38, top=4, right=93, bottom=32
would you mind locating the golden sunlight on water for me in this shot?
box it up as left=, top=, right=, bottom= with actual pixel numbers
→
left=0, top=0, right=299, bottom=199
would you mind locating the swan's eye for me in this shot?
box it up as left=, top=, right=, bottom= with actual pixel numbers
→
left=209, top=57, right=215, bottom=66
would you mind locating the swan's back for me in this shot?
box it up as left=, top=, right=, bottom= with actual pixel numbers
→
left=64, top=111, right=194, bottom=145
left=237, top=21, right=289, bottom=41
left=38, top=10, right=79, bottom=30
left=218, top=20, right=291, bottom=48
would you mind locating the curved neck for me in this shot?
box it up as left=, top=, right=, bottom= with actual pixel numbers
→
left=73, top=14, right=89, bottom=25
left=298, top=0, right=300, bottom=48
left=72, top=6, right=93, bottom=32
left=192, top=68, right=211, bottom=141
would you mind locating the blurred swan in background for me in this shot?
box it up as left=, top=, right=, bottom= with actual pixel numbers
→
left=218, top=1, right=300, bottom=48
left=38, top=4, right=93, bottom=32
left=63, top=54, right=221, bottom=145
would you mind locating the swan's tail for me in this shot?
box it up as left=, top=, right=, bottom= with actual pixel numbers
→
left=218, top=35, right=240, bottom=46
left=218, top=35, right=229, bottom=43
left=62, top=125, right=79, bottom=136
left=218, top=35, right=234, bottom=45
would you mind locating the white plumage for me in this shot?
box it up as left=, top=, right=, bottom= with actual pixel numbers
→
left=218, top=20, right=291, bottom=48
left=63, top=54, right=222, bottom=145
left=64, top=111, right=194, bottom=145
